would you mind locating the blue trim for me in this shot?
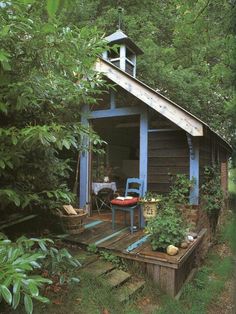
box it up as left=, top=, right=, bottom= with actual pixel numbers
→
left=126, top=234, right=150, bottom=252
left=84, top=220, right=103, bottom=229
left=140, top=111, right=148, bottom=227
left=90, top=107, right=142, bottom=119
left=140, top=111, right=148, bottom=193
left=188, top=136, right=199, bottom=205
left=94, top=227, right=129, bottom=245
left=79, top=105, right=90, bottom=208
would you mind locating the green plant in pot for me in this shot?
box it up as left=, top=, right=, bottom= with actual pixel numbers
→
left=140, top=192, right=162, bottom=220
left=145, top=200, right=187, bottom=251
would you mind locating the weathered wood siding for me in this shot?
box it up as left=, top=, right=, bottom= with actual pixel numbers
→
left=199, top=133, right=212, bottom=187
left=199, top=129, right=230, bottom=194
left=147, top=130, right=190, bottom=194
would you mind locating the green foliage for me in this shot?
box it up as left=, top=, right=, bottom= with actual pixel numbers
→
left=201, top=166, right=224, bottom=214
left=64, top=0, right=235, bottom=163
left=99, top=250, right=127, bottom=270
left=87, top=244, right=127, bottom=270
left=0, top=234, right=81, bottom=314
left=145, top=174, right=191, bottom=250
left=0, top=0, right=108, bottom=212
left=145, top=202, right=186, bottom=250
left=140, top=191, right=162, bottom=202
left=87, top=243, right=98, bottom=254
left=156, top=253, right=233, bottom=314
left=169, top=174, right=194, bottom=205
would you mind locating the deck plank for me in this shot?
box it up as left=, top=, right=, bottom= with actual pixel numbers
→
left=96, top=229, right=130, bottom=249
left=109, top=230, right=144, bottom=252
left=66, top=221, right=108, bottom=244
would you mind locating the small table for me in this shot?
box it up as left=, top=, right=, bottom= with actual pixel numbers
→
left=92, top=182, right=117, bottom=213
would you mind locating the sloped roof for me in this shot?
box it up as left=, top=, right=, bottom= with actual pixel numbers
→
left=94, top=58, right=232, bottom=152
left=105, top=29, right=143, bottom=55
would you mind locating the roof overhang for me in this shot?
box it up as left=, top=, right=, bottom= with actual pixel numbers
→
left=95, top=58, right=203, bottom=137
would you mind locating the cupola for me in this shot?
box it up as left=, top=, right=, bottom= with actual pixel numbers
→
left=102, top=29, right=143, bottom=77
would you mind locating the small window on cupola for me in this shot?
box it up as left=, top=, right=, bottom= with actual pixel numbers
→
left=108, top=48, right=120, bottom=60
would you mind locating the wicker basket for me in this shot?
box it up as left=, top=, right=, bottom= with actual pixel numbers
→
left=60, top=211, right=87, bottom=235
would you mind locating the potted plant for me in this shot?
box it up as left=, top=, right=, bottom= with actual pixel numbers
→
left=140, top=192, right=162, bottom=220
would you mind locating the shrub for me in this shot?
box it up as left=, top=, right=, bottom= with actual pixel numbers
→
left=145, top=201, right=186, bottom=250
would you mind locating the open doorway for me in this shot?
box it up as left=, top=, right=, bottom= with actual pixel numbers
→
left=90, top=115, right=140, bottom=211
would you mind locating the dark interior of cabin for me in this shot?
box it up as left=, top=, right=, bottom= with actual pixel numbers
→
left=91, top=115, right=140, bottom=191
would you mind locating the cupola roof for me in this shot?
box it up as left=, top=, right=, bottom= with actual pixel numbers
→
left=105, top=29, right=143, bottom=55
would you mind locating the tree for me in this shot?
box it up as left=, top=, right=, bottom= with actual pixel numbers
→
left=0, top=0, right=108, bottom=213
left=62, top=0, right=235, bottom=157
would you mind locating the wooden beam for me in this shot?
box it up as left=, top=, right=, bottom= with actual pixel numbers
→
left=95, top=59, right=203, bottom=136
left=90, top=106, right=143, bottom=119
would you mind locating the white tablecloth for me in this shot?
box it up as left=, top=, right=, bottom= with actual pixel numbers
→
left=92, top=182, right=117, bottom=195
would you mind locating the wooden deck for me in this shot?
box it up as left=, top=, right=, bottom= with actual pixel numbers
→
left=65, top=214, right=206, bottom=297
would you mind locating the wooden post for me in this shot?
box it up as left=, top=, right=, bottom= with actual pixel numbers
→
left=120, top=45, right=126, bottom=72
left=102, top=51, right=108, bottom=60
left=140, top=110, right=148, bottom=227
left=79, top=105, right=90, bottom=208
left=187, top=135, right=199, bottom=205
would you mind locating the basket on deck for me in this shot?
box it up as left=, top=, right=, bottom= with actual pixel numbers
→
left=59, top=206, right=87, bottom=235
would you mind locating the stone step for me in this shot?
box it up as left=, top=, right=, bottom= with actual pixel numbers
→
left=82, top=259, right=115, bottom=276
left=116, top=278, right=145, bottom=302
left=103, top=269, right=131, bottom=288
left=73, top=250, right=98, bottom=266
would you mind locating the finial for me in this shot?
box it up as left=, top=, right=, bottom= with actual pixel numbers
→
left=118, top=7, right=124, bottom=30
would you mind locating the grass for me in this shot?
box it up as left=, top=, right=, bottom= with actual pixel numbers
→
left=229, top=168, right=236, bottom=195
left=154, top=212, right=235, bottom=314
left=31, top=271, right=142, bottom=314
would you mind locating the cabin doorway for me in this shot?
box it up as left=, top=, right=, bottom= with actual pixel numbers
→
left=90, top=115, right=140, bottom=213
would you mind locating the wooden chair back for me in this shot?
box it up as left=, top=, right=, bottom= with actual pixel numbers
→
left=125, top=178, right=144, bottom=197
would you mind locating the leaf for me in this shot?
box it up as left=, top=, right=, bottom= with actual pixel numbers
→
left=0, top=25, right=10, bottom=37
left=0, top=160, right=5, bottom=169
left=46, top=0, right=60, bottom=17
left=0, top=285, right=12, bottom=304
left=42, top=23, right=56, bottom=34
left=71, top=277, right=80, bottom=283
left=28, top=282, right=39, bottom=297
left=24, top=294, right=33, bottom=314
left=12, top=291, right=20, bottom=309
left=0, top=102, right=8, bottom=114
left=33, top=295, right=50, bottom=303
left=13, top=280, right=21, bottom=294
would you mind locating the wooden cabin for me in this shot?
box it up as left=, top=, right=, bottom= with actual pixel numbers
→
left=79, top=29, right=232, bottom=215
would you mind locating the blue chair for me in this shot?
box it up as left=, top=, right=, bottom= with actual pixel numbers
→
left=111, top=178, right=144, bottom=234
